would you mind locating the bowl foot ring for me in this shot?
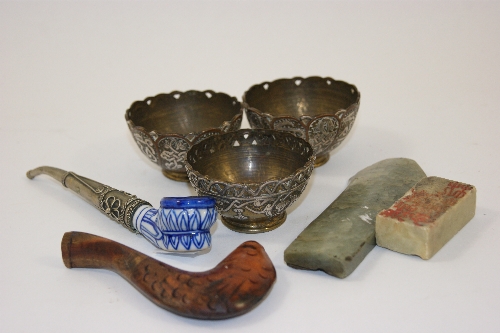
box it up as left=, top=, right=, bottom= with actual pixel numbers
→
left=162, top=169, right=190, bottom=182
left=221, top=212, right=287, bottom=233
left=314, top=153, right=330, bottom=167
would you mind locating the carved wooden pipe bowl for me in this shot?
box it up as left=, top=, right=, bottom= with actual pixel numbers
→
left=61, top=232, right=276, bottom=320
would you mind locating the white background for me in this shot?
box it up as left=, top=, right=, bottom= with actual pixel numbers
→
left=1, top=1, right=499, bottom=332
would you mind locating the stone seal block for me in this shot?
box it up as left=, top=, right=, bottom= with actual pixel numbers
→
left=375, top=176, right=476, bottom=259
left=284, top=158, right=426, bottom=278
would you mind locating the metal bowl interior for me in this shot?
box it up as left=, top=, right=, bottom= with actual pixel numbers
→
left=190, top=140, right=311, bottom=184
left=186, top=129, right=315, bottom=233
left=126, top=90, right=241, bottom=135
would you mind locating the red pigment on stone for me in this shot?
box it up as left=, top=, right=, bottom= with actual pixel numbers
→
left=379, top=181, right=474, bottom=226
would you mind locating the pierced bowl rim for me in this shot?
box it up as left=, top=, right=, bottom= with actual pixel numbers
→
left=242, top=76, right=360, bottom=123
left=125, top=89, right=243, bottom=141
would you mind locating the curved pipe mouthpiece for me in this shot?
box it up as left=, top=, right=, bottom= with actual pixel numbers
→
left=27, top=166, right=217, bottom=252
left=61, top=231, right=276, bottom=320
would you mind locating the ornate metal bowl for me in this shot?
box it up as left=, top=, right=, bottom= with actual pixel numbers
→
left=126, top=90, right=243, bottom=181
left=185, top=129, right=315, bottom=233
left=243, top=76, right=360, bottom=167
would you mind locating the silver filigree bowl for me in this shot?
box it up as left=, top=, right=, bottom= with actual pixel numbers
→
left=243, top=76, right=360, bottom=167
left=126, top=90, right=243, bottom=181
left=185, top=129, right=315, bottom=233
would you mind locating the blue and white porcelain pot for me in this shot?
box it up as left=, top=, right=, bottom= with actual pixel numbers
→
left=133, top=197, right=217, bottom=252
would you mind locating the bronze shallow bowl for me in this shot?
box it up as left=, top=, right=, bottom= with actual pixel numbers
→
left=185, top=129, right=315, bottom=233
left=243, top=76, right=360, bottom=167
left=125, top=90, right=243, bottom=181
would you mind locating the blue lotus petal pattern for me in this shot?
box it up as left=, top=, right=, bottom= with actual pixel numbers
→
left=133, top=197, right=217, bottom=252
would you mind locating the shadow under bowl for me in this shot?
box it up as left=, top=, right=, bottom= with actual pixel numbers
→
left=243, top=76, right=360, bottom=167
left=185, top=129, right=315, bottom=233
left=126, top=90, right=243, bottom=181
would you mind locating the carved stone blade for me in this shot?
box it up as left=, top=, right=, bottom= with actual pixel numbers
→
left=284, top=158, right=426, bottom=278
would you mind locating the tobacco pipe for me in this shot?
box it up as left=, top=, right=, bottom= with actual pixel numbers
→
left=27, top=166, right=217, bottom=252
left=61, top=231, right=276, bottom=320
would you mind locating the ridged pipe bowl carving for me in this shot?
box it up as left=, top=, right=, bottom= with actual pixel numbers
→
left=185, top=129, right=315, bottom=233
left=126, top=90, right=243, bottom=181
left=243, top=76, right=360, bottom=167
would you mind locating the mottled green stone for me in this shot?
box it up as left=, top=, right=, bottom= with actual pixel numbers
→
left=284, top=158, right=426, bottom=278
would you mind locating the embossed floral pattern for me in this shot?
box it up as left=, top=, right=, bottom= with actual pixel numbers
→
left=102, top=196, right=122, bottom=220
left=158, top=137, right=190, bottom=170
left=307, top=116, right=340, bottom=156
left=132, top=131, right=157, bottom=163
